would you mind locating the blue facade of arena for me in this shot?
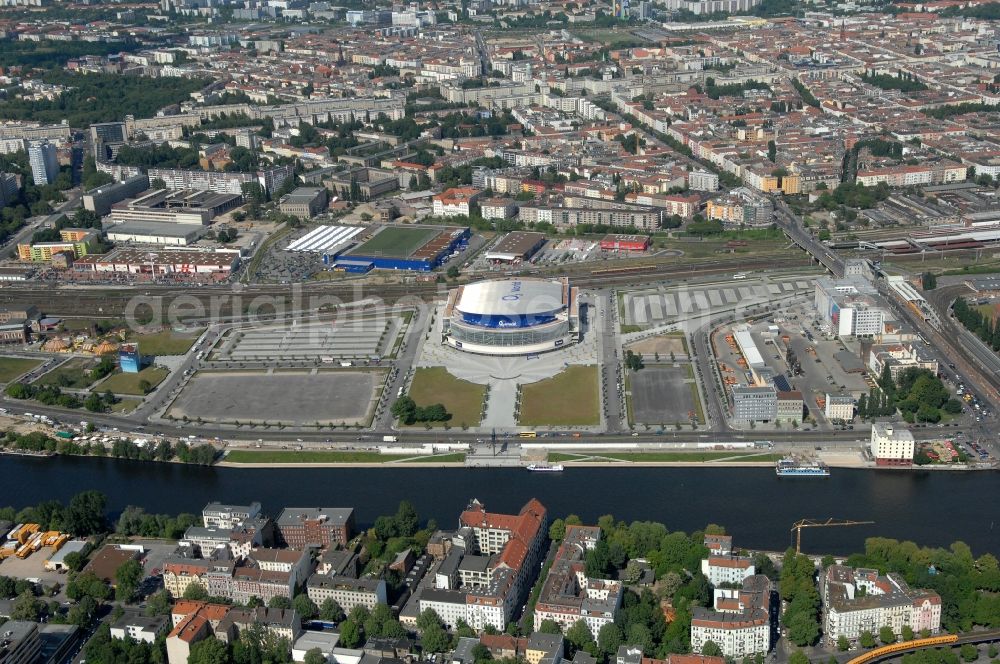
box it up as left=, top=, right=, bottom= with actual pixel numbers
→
left=459, top=312, right=559, bottom=329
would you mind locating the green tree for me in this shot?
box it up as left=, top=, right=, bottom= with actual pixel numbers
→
left=860, top=631, right=876, bottom=648
left=10, top=590, right=42, bottom=621
left=293, top=593, right=318, bottom=620
left=837, top=635, right=850, bottom=651
left=598, top=622, right=623, bottom=657
left=67, top=595, right=97, bottom=627
left=182, top=582, right=209, bottom=601
left=339, top=619, right=362, bottom=648
left=63, top=490, right=107, bottom=536
left=188, top=636, right=229, bottom=664
left=395, top=500, right=420, bottom=538
left=66, top=571, right=111, bottom=602
left=549, top=518, right=566, bottom=542
left=879, top=626, right=896, bottom=645
left=423, top=622, right=451, bottom=653
left=447, top=265, right=461, bottom=279
left=319, top=597, right=344, bottom=623
left=145, top=589, right=172, bottom=616
left=539, top=619, right=562, bottom=634
left=115, top=558, right=144, bottom=603
left=62, top=551, right=86, bottom=572
left=305, top=649, right=327, bottom=664
left=901, top=625, right=914, bottom=642
left=701, top=640, right=723, bottom=657
left=268, top=595, right=292, bottom=609
left=788, top=651, right=810, bottom=664
left=566, top=619, right=597, bottom=656
left=960, top=645, right=978, bottom=662
left=417, top=608, right=445, bottom=631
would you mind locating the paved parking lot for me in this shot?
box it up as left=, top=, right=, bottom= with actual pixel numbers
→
left=213, top=316, right=403, bottom=362
left=622, top=277, right=815, bottom=328
left=134, top=539, right=181, bottom=578
left=0, top=548, right=64, bottom=586
left=629, top=365, right=696, bottom=424
left=167, top=369, right=385, bottom=425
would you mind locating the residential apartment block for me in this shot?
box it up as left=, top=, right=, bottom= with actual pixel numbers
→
left=867, top=342, right=938, bottom=382
left=418, top=499, right=547, bottom=631
left=825, top=394, right=855, bottom=422
left=855, top=161, right=966, bottom=188
left=706, top=187, right=774, bottom=228
left=202, top=502, right=263, bottom=529
left=163, top=547, right=309, bottom=605
left=823, top=565, right=941, bottom=646
left=701, top=555, right=755, bottom=587
left=533, top=525, right=624, bottom=639
left=147, top=164, right=293, bottom=195
left=306, top=575, right=388, bottom=613
left=166, top=601, right=301, bottom=664
left=518, top=205, right=661, bottom=230
left=433, top=187, right=483, bottom=218
left=690, top=575, right=774, bottom=658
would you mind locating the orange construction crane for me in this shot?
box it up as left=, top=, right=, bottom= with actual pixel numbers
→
left=791, top=518, right=875, bottom=554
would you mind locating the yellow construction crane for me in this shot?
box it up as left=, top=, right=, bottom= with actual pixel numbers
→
left=791, top=518, right=875, bottom=554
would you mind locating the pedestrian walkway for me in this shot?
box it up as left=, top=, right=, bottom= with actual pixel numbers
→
left=413, top=302, right=603, bottom=432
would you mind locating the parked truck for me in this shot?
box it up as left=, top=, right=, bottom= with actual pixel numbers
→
left=383, top=436, right=398, bottom=443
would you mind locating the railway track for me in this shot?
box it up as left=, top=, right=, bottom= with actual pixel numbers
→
left=1, top=256, right=812, bottom=319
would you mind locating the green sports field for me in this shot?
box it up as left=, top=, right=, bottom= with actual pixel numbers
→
left=352, top=226, right=439, bottom=257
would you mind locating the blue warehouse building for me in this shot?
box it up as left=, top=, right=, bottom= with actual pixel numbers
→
left=334, top=225, right=470, bottom=273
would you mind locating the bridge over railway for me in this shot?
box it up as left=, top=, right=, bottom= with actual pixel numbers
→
left=774, top=198, right=845, bottom=277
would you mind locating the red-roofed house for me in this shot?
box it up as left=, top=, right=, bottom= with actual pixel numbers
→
left=432, top=187, right=483, bottom=218
left=419, top=499, right=547, bottom=631
left=166, top=602, right=231, bottom=664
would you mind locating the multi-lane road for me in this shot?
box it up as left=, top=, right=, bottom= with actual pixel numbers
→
left=1, top=189, right=994, bottom=452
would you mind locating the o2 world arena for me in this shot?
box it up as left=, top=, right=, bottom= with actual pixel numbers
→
left=443, top=277, right=580, bottom=355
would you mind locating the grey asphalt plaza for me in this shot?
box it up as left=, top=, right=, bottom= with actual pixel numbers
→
left=167, top=369, right=384, bottom=425
left=622, top=276, right=816, bottom=328
left=213, top=316, right=403, bottom=362
left=412, top=298, right=602, bottom=431
left=629, top=365, right=696, bottom=425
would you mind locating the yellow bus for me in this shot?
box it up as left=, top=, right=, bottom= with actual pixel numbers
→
left=518, top=432, right=537, bottom=438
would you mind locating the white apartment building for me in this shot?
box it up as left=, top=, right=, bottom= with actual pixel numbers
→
left=868, top=342, right=939, bottom=382
left=870, top=423, right=915, bottom=466
left=691, top=575, right=773, bottom=658
left=533, top=525, right=623, bottom=639
left=823, top=566, right=941, bottom=647
left=432, top=187, right=482, bottom=218
left=110, top=613, right=169, bottom=644
left=701, top=555, right=756, bottom=587
left=825, top=394, right=855, bottom=421
left=419, top=499, right=547, bottom=632
left=202, top=502, right=262, bottom=529
left=689, top=169, right=720, bottom=191
left=28, top=140, right=58, bottom=186
left=306, top=576, right=387, bottom=612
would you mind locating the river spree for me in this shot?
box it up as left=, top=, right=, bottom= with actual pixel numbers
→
left=4, top=455, right=998, bottom=555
